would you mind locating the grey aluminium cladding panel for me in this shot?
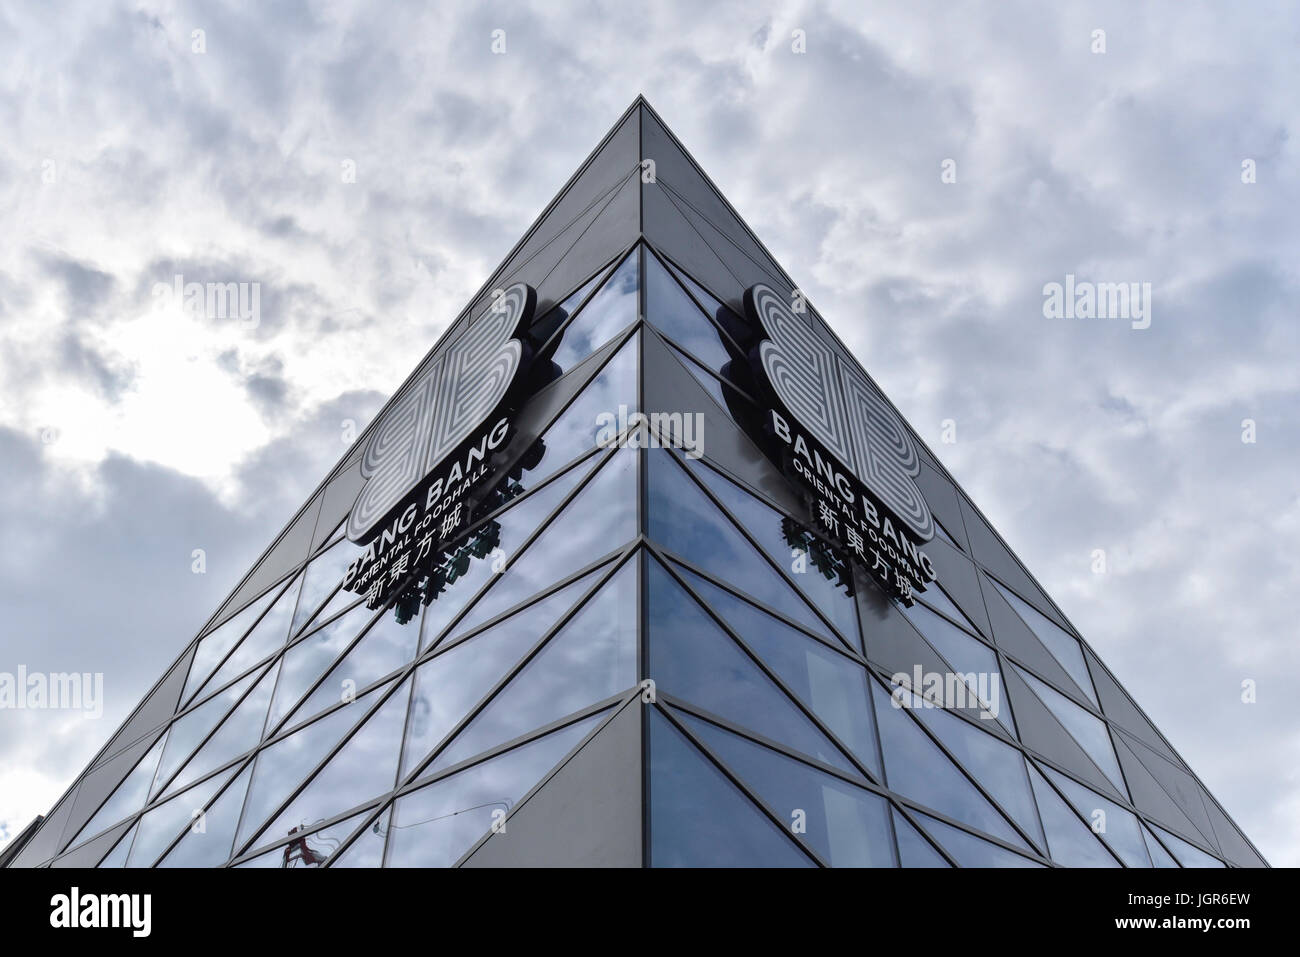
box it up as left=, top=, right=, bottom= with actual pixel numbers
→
left=459, top=700, right=643, bottom=867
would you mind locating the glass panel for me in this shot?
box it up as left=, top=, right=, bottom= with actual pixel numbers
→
left=648, top=710, right=812, bottom=868
left=202, top=575, right=301, bottom=693
left=1042, top=766, right=1152, bottom=867
left=96, top=822, right=137, bottom=868
left=647, top=559, right=858, bottom=775
left=525, top=261, right=615, bottom=354
left=1142, top=824, right=1181, bottom=868
left=424, top=559, right=638, bottom=775
left=419, top=451, right=599, bottom=650
left=386, top=714, right=606, bottom=867
left=673, top=347, right=731, bottom=408
left=479, top=334, right=636, bottom=507
left=647, top=450, right=837, bottom=644
left=893, top=808, right=949, bottom=867
left=675, top=563, right=880, bottom=778
left=67, top=735, right=166, bottom=849
left=1026, top=764, right=1119, bottom=867
left=157, top=764, right=253, bottom=867
left=250, top=678, right=412, bottom=855
left=151, top=670, right=260, bottom=799
left=282, top=601, right=421, bottom=730
left=645, top=249, right=733, bottom=372
left=678, top=711, right=895, bottom=867
left=234, top=686, right=383, bottom=853
left=439, top=446, right=637, bottom=639
left=903, top=601, right=1014, bottom=734
left=161, top=662, right=279, bottom=798
left=290, top=539, right=357, bottom=637
left=1015, top=666, right=1126, bottom=795
left=402, top=568, right=605, bottom=779
left=321, top=809, right=389, bottom=868
left=914, top=812, right=1045, bottom=868
left=547, top=248, right=638, bottom=372
left=663, top=257, right=754, bottom=353
left=126, top=769, right=232, bottom=867
left=181, top=589, right=278, bottom=703
left=907, top=582, right=976, bottom=633
left=266, top=602, right=375, bottom=734
left=870, top=680, right=1030, bottom=850
left=933, top=519, right=961, bottom=549
left=908, top=697, right=1044, bottom=851
left=992, top=579, right=1098, bottom=705
left=1149, top=823, right=1225, bottom=868
left=231, top=847, right=283, bottom=868
left=687, top=458, right=860, bottom=644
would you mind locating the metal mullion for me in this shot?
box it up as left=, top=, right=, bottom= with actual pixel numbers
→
left=1024, top=756, right=1126, bottom=867
left=864, top=669, right=1048, bottom=857
left=889, top=799, right=959, bottom=868
left=420, top=437, right=627, bottom=656
left=180, top=571, right=299, bottom=711
left=665, top=449, right=858, bottom=653
left=655, top=703, right=825, bottom=867
left=644, top=243, right=750, bottom=363
left=149, top=658, right=278, bottom=802
left=655, top=176, right=787, bottom=291
left=653, top=552, right=881, bottom=787
left=229, top=671, right=410, bottom=862
left=659, top=693, right=889, bottom=800
left=648, top=542, right=865, bottom=666
left=149, top=752, right=257, bottom=868
left=889, top=791, right=1055, bottom=867
left=327, top=688, right=638, bottom=868
left=225, top=795, right=385, bottom=868
left=637, top=245, right=650, bottom=866
left=450, top=692, right=641, bottom=867
left=534, top=240, right=641, bottom=360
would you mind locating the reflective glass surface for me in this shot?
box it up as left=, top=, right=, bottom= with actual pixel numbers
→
left=1016, top=666, right=1127, bottom=795
left=525, top=263, right=610, bottom=355
left=201, top=574, right=300, bottom=692
left=687, top=458, right=861, bottom=644
left=96, top=823, right=137, bottom=868
left=386, top=714, right=606, bottom=867
left=151, top=670, right=260, bottom=799
left=649, top=709, right=812, bottom=868
left=909, top=699, right=1044, bottom=851
left=1026, top=763, right=1119, bottom=867
left=157, top=764, right=253, bottom=867
left=1149, top=823, right=1225, bottom=868
left=647, top=559, right=858, bottom=775
left=181, top=589, right=278, bottom=704
left=647, top=450, right=837, bottom=643
left=992, top=579, right=1098, bottom=705
left=437, top=447, right=637, bottom=640
left=67, top=735, right=166, bottom=849
left=645, top=249, right=733, bottom=373
left=401, top=568, right=605, bottom=779
left=678, top=711, right=895, bottom=867
left=902, top=600, right=1014, bottom=735
left=892, top=808, right=949, bottom=867
left=126, top=769, right=232, bottom=867
left=424, top=559, right=637, bottom=775
left=161, top=662, right=278, bottom=798
left=282, top=604, right=421, bottom=730
left=676, top=562, right=880, bottom=778
left=419, top=451, right=600, bottom=650
left=1042, top=765, right=1152, bottom=867
left=1142, top=824, right=1181, bottom=868
left=870, top=680, right=1030, bottom=850
left=914, top=812, right=1045, bottom=868
left=234, top=686, right=382, bottom=853
left=251, top=677, right=412, bottom=854
left=289, top=539, right=357, bottom=637
left=317, top=809, right=389, bottom=868
left=548, top=248, right=638, bottom=372
left=266, top=602, right=376, bottom=734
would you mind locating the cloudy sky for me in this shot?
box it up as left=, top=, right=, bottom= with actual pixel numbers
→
left=0, top=0, right=1295, bottom=865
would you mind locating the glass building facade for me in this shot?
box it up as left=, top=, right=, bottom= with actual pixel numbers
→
left=4, top=98, right=1266, bottom=869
